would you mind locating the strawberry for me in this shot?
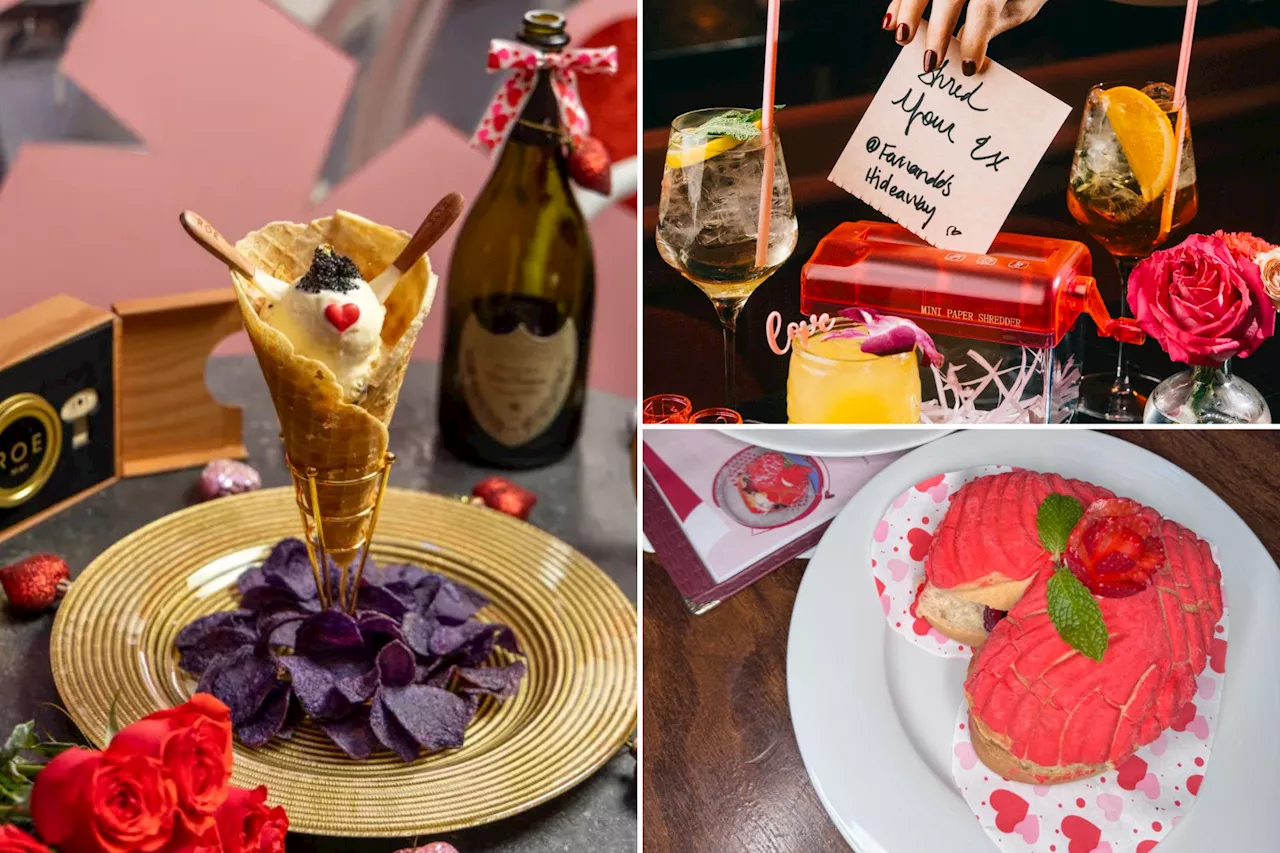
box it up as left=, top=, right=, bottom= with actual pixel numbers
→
left=1065, top=499, right=1163, bottom=597
left=1, top=554, right=70, bottom=613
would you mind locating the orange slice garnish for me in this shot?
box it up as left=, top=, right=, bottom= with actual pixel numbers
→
left=1101, top=86, right=1177, bottom=204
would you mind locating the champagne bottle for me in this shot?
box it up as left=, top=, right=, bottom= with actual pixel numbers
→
left=438, top=10, right=595, bottom=469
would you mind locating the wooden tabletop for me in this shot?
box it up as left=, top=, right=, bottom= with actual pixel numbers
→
left=641, top=429, right=1280, bottom=853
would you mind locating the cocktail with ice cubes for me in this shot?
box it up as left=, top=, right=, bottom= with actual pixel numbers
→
left=657, top=108, right=798, bottom=405
left=1065, top=82, right=1198, bottom=422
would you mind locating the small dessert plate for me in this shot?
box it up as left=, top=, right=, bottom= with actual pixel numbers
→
left=718, top=427, right=952, bottom=457
left=788, top=429, right=1280, bottom=852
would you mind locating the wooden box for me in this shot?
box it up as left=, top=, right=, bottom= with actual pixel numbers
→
left=0, top=295, right=120, bottom=543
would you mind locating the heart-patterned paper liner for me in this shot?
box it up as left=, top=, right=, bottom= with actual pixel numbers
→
left=870, top=464, right=1014, bottom=657
left=953, top=588, right=1227, bottom=853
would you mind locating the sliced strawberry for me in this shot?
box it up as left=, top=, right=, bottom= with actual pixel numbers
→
left=1066, top=498, right=1164, bottom=597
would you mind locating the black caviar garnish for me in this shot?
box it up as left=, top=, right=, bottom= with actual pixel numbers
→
left=296, top=245, right=362, bottom=293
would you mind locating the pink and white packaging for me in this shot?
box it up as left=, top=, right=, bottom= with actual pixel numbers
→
left=872, top=465, right=1231, bottom=852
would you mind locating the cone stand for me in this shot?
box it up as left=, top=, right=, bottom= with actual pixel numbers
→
left=286, top=450, right=396, bottom=613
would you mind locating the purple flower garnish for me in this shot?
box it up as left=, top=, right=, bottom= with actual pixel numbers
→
left=176, top=538, right=526, bottom=761
left=832, top=308, right=943, bottom=367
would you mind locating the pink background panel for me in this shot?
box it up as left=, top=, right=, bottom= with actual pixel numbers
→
left=0, top=0, right=637, bottom=398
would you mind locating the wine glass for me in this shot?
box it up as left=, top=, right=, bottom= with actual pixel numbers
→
left=1067, top=81, right=1197, bottom=421
left=656, top=108, right=798, bottom=406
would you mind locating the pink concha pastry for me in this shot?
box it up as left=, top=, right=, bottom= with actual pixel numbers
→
left=920, top=471, right=1224, bottom=784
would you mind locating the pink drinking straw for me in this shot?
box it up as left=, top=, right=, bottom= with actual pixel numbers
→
left=1158, top=0, right=1199, bottom=240
left=754, top=0, right=783, bottom=270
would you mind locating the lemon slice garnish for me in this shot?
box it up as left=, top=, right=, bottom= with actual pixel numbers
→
left=665, top=120, right=762, bottom=170
left=1101, top=86, right=1177, bottom=204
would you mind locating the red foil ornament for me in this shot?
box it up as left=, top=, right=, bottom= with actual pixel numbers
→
left=471, top=476, right=537, bottom=521
left=1, top=554, right=70, bottom=613
left=568, top=135, right=612, bottom=195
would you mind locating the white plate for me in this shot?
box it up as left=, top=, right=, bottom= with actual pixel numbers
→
left=717, top=427, right=953, bottom=457
left=787, top=429, right=1280, bottom=853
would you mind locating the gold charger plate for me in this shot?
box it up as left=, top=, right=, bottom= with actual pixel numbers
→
left=50, top=487, right=637, bottom=837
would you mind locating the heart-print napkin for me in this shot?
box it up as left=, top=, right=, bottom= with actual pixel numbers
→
left=952, top=602, right=1227, bottom=853
left=870, top=464, right=1014, bottom=657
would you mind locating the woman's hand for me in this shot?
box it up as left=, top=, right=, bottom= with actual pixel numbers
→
left=882, top=0, right=1050, bottom=76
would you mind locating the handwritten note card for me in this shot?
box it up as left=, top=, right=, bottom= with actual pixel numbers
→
left=828, top=22, right=1071, bottom=254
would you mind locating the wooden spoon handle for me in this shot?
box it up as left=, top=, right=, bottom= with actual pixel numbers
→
left=393, top=192, right=466, bottom=272
left=179, top=210, right=257, bottom=279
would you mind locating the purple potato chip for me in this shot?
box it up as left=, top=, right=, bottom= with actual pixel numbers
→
left=237, top=681, right=291, bottom=747
left=400, top=611, right=437, bottom=658
left=356, top=611, right=402, bottom=639
left=175, top=610, right=254, bottom=649
left=239, top=585, right=319, bottom=617
left=177, top=626, right=258, bottom=675
left=410, top=576, right=444, bottom=612
left=370, top=694, right=420, bottom=762
left=260, top=610, right=309, bottom=649
left=355, top=584, right=409, bottom=620
left=380, top=684, right=469, bottom=753
left=427, top=620, right=491, bottom=658
left=198, top=646, right=279, bottom=726
left=428, top=581, right=489, bottom=624
left=277, top=654, right=352, bottom=721
left=454, top=662, right=527, bottom=699
left=319, top=706, right=377, bottom=760
left=241, top=539, right=316, bottom=600
left=295, top=609, right=363, bottom=654
left=422, top=665, right=454, bottom=690
left=452, top=625, right=522, bottom=667
left=375, top=562, right=429, bottom=588
left=336, top=662, right=380, bottom=705
left=376, top=640, right=416, bottom=688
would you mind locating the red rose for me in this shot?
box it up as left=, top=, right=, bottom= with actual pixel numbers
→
left=30, top=747, right=195, bottom=853
left=212, top=786, right=288, bottom=853
left=1127, top=233, right=1275, bottom=366
left=110, top=694, right=233, bottom=835
left=0, top=825, right=52, bottom=852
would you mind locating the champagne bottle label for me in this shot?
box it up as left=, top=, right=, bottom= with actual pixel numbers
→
left=458, top=315, right=577, bottom=447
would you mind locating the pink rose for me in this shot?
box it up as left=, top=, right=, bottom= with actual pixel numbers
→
left=1127, top=233, right=1275, bottom=366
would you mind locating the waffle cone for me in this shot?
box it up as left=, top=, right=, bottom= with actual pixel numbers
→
left=230, top=210, right=437, bottom=567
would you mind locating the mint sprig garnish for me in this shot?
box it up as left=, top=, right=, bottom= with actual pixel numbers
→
left=1036, top=493, right=1083, bottom=556
left=1046, top=569, right=1109, bottom=662
left=698, top=105, right=787, bottom=141
left=1037, top=493, right=1108, bottom=662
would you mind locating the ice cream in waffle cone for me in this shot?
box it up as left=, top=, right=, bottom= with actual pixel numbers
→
left=229, top=210, right=436, bottom=574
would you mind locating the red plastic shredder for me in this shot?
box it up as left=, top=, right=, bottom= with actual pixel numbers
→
left=799, top=221, right=1146, bottom=423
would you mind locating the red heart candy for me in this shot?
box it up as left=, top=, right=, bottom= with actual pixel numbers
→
left=324, top=303, right=360, bottom=332
left=1060, top=816, right=1101, bottom=853
left=989, top=790, right=1028, bottom=834
left=1116, top=754, right=1148, bottom=791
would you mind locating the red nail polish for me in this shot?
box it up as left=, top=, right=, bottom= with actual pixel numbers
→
left=897, top=23, right=909, bottom=42
left=882, top=13, right=893, bottom=29
left=923, top=49, right=937, bottom=73
left=962, top=59, right=977, bottom=76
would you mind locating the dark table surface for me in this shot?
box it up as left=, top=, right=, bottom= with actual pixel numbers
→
left=0, top=356, right=638, bottom=853
left=641, top=429, right=1280, bottom=853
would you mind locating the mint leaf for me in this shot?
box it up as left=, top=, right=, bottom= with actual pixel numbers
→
left=1037, top=493, right=1083, bottom=556
left=1047, top=569, right=1109, bottom=661
left=697, top=115, right=760, bottom=141
left=743, top=104, right=786, bottom=123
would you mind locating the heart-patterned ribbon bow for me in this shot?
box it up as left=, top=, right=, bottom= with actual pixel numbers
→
left=471, top=39, right=618, bottom=155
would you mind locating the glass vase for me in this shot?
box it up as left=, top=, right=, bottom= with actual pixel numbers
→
left=1143, top=360, right=1271, bottom=424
